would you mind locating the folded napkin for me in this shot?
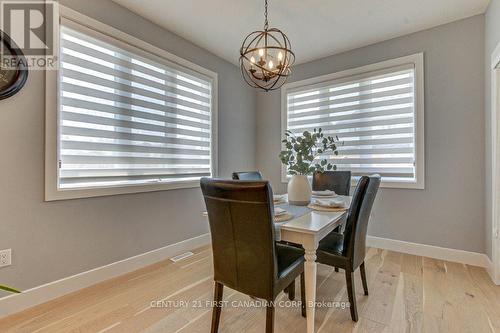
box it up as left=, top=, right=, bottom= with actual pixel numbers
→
left=313, top=197, right=345, bottom=208
left=273, top=194, right=287, bottom=204
left=312, top=190, right=336, bottom=197
left=274, top=207, right=287, bottom=216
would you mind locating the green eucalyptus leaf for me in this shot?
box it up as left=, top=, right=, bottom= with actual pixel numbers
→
left=279, top=127, right=341, bottom=176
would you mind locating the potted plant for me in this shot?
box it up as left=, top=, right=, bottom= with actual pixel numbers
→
left=279, top=128, right=341, bottom=205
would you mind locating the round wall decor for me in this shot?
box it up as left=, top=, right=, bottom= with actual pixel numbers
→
left=0, top=31, right=28, bottom=100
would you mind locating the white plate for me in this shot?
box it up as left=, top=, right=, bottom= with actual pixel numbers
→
left=312, top=194, right=337, bottom=199
left=311, top=190, right=337, bottom=197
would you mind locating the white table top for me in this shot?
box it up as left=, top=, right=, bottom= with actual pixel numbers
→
left=202, top=195, right=351, bottom=235
left=279, top=195, right=350, bottom=233
left=280, top=210, right=346, bottom=234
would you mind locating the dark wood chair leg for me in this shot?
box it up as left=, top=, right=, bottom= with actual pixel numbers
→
left=211, top=282, right=224, bottom=333
left=335, top=267, right=339, bottom=272
left=285, top=281, right=296, bottom=300
left=360, top=261, right=369, bottom=296
left=345, top=270, right=358, bottom=322
left=300, top=272, right=306, bottom=317
left=266, top=303, right=275, bottom=333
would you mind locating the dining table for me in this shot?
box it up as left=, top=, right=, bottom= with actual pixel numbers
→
left=275, top=195, right=350, bottom=333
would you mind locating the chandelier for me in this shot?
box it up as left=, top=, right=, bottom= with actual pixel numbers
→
left=239, top=0, right=295, bottom=91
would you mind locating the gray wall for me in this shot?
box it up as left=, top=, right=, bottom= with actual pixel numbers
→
left=485, top=0, right=500, bottom=259
left=256, top=15, right=486, bottom=253
left=0, top=0, right=255, bottom=293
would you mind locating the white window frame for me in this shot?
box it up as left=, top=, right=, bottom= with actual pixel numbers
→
left=45, top=6, right=218, bottom=201
left=490, top=41, right=500, bottom=285
left=280, top=53, right=424, bottom=189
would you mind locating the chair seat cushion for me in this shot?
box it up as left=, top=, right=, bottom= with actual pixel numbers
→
left=318, top=231, right=344, bottom=255
left=274, top=242, right=304, bottom=298
left=276, top=242, right=304, bottom=278
left=317, top=231, right=349, bottom=269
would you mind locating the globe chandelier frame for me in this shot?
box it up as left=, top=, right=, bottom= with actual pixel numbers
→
left=239, top=0, right=295, bottom=91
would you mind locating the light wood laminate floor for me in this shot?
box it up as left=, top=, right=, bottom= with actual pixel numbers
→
left=1, top=246, right=499, bottom=333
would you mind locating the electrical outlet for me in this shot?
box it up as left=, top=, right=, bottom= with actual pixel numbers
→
left=0, top=249, right=12, bottom=267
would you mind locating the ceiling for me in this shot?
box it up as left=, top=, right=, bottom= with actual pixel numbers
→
left=112, top=0, right=490, bottom=66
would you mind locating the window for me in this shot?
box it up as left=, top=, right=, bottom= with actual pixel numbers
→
left=46, top=9, right=217, bottom=200
left=281, top=54, right=424, bottom=189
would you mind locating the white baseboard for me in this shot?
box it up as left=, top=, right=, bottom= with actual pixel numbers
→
left=485, top=256, right=500, bottom=285
left=0, top=233, right=211, bottom=319
left=366, top=236, right=489, bottom=268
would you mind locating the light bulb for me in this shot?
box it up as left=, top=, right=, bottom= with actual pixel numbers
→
left=258, top=48, right=264, bottom=57
left=278, top=52, right=283, bottom=61
left=268, top=60, right=274, bottom=69
left=250, top=56, right=256, bottom=63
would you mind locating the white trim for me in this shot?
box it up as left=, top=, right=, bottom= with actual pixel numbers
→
left=486, top=256, right=500, bottom=285
left=490, top=41, right=500, bottom=285
left=45, top=6, right=219, bottom=201
left=0, top=233, right=211, bottom=319
left=366, top=236, right=489, bottom=268
left=280, top=53, right=425, bottom=190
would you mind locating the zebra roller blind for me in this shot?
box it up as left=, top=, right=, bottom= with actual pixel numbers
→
left=285, top=64, right=419, bottom=184
left=58, top=22, right=214, bottom=190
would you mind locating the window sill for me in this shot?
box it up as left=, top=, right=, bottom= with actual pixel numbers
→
left=280, top=177, right=424, bottom=190
left=44, top=180, right=202, bottom=201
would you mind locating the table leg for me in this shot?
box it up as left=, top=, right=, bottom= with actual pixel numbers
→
left=304, top=248, right=317, bottom=333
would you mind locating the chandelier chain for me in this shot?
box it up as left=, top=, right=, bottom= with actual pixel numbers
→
left=264, top=0, right=269, bottom=30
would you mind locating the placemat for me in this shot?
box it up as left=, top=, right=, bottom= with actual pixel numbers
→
left=273, top=203, right=312, bottom=241
left=307, top=203, right=348, bottom=212
left=273, top=212, right=294, bottom=223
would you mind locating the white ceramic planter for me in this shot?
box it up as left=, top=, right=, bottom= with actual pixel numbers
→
left=287, top=175, right=312, bottom=206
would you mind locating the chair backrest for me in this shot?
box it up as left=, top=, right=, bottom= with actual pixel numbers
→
left=200, top=178, right=277, bottom=300
left=342, top=175, right=381, bottom=269
left=232, top=171, right=263, bottom=180
left=312, top=171, right=352, bottom=195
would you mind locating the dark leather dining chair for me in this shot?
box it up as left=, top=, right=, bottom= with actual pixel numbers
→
left=200, top=178, right=306, bottom=333
left=312, top=171, right=351, bottom=195
left=232, top=170, right=264, bottom=180
left=313, top=171, right=352, bottom=268
left=316, top=174, right=380, bottom=322
left=232, top=170, right=297, bottom=299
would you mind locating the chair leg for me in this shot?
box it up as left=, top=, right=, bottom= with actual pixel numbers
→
left=300, top=272, right=306, bottom=318
left=211, top=282, right=224, bottom=333
left=334, top=267, right=339, bottom=272
left=285, top=281, right=296, bottom=300
left=266, top=303, right=275, bottom=333
left=345, top=270, right=359, bottom=322
left=360, top=261, right=369, bottom=296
